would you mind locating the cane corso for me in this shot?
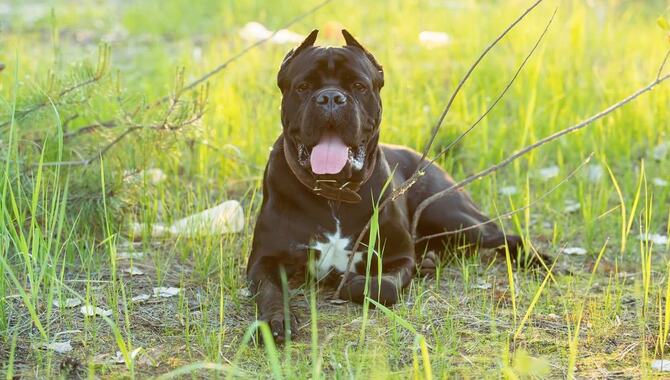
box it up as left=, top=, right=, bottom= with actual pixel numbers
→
left=248, top=30, right=528, bottom=343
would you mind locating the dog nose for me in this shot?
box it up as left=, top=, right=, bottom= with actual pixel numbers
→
left=316, top=89, right=347, bottom=111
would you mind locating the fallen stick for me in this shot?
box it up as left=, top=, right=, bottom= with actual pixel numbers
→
left=410, top=70, right=670, bottom=239
left=414, top=153, right=594, bottom=243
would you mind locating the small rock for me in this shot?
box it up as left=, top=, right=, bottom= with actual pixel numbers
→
left=499, top=186, right=519, bottom=196
left=237, top=288, right=251, bottom=298
left=350, top=317, right=376, bottom=326
left=80, top=305, right=113, bottom=317
left=328, top=298, right=348, bottom=305
left=564, top=200, right=581, bottom=213
left=123, top=267, right=144, bottom=276
left=419, top=31, right=451, bottom=48
left=113, top=347, right=142, bottom=364
left=638, top=233, right=669, bottom=246
left=153, top=287, right=181, bottom=298
left=563, top=247, right=587, bottom=256
left=587, top=164, right=604, bottom=182
left=652, top=359, right=670, bottom=372
left=142, top=168, right=167, bottom=185
left=131, top=294, right=151, bottom=303
left=473, top=281, right=492, bottom=289
left=653, top=178, right=668, bottom=187
left=539, top=165, right=559, bottom=180
left=53, top=298, right=81, bottom=309
left=239, top=22, right=303, bottom=44
left=652, top=142, right=669, bottom=161
left=117, top=251, right=145, bottom=260
left=39, top=341, right=73, bottom=354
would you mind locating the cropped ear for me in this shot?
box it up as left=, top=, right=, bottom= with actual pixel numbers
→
left=295, top=29, right=318, bottom=55
left=342, top=29, right=365, bottom=50
left=342, top=29, right=384, bottom=88
left=277, top=29, right=319, bottom=91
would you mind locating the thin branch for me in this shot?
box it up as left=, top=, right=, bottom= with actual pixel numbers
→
left=157, top=0, right=334, bottom=103
left=61, top=113, right=80, bottom=130
left=62, top=101, right=144, bottom=140
left=417, top=0, right=544, bottom=164
left=0, top=77, right=99, bottom=128
left=332, top=1, right=545, bottom=299
left=62, top=120, right=117, bottom=139
left=0, top=45, right=110, bottom=129
left=40, top=126, right=141, bottom=167
left=40, top=107, right=206, bottom=167
left=410, top=72, right=670, bottom=239
left=415, top=153, right=593, bottom=243
left=658, top=48, right=670, bottom=80
left=430, top=7, right=556, bottom=166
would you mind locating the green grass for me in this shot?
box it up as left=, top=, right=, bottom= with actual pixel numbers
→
left=1, top=0, right=670, bottom=378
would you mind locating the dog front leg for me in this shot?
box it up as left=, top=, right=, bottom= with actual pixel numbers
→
left=248, top=260, right=298, bottom=344
left=341, top=256, right=414, bottom=306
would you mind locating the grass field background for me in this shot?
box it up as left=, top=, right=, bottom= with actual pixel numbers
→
left=1, top=0, right=670, bottom=378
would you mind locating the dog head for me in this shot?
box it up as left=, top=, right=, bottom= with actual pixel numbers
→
left=277, top=29, right=384, bottom=182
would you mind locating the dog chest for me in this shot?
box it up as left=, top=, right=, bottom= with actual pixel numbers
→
left=309, top=225, right=364, bottom=280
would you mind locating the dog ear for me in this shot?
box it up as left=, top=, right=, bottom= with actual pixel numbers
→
left=280, top=29, right=318, bottom=67
left=295, top=29, right=318, bottom=55
left=342, top=29, right=384, bottom=88
left=342, top=29, right=365, bottom=50
left=277, top=29, right=319, bottom=91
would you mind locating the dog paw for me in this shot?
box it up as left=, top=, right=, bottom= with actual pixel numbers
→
left=342, top=274, right=400, bottom=306
left=259, top=310, right=299, bottom=345
left=502, top=235, right=551, bottom=268
left=418, top=251, right=438, bottom=277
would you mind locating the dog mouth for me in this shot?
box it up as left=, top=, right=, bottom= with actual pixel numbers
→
left=296, top=132, right=366, bottom=175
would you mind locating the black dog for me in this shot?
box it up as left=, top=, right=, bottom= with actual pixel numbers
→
left=248, top=30, right=526, bottom=343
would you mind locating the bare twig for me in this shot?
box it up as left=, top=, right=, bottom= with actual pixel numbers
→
left=158, top=0, right=334, bottom=103
left=62, top=101, right=145, bottom=140
left=0, top=45, right=110, bottom=129
left=418, top=0, right=544, bottom=164
left=414, top=153, right=593, bottom=243
left=40, top=105, right=206, bottom=167
left=40, top=126, right=141, bottom=167
left=61, top=113, right=80, bottom=130
left=430, top=7, right=556, bottom=165
left=410, top=72, right=670, bottom=239
left=38, top=68, right=209, bottom=166
left=658, top=48, right=670, bottom=80
left=332, top=1, right=545, bottom=299
left=0, top=77, right=99, bottom=129
left=61, top=120, right=116, bottom=139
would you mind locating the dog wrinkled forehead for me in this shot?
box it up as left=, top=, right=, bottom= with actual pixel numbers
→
left=277, top=29, right=384, bottom=91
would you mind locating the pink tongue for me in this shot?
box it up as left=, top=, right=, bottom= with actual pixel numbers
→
left=310, top=132, right=349, bottom=175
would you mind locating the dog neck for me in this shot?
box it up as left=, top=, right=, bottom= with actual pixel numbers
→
left=282, top=136, right=377, bottom=203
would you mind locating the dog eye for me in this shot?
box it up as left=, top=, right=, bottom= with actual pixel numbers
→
left=296, top=82, right=311, bottom=92
left=352, top=82, right=367, bottom=92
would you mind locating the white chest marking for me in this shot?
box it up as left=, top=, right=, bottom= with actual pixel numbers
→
left=309, top=226, right=363, bottom=280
